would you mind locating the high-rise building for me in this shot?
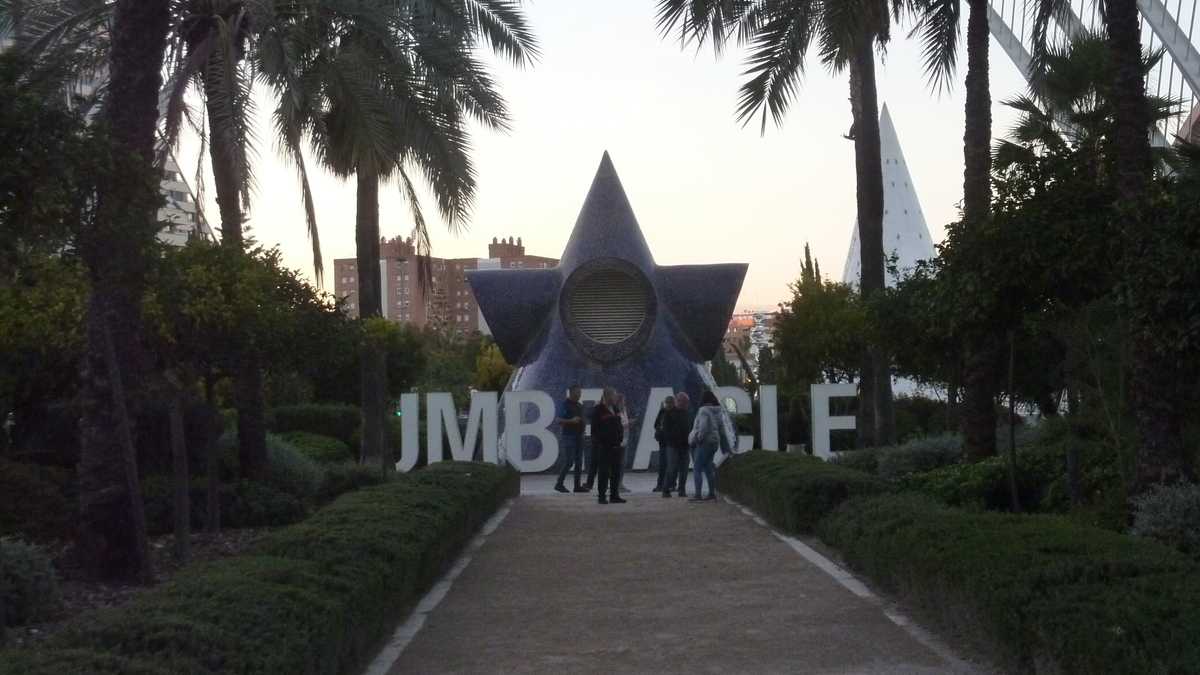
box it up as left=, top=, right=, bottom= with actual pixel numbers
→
left=333, top=236, right=557, bottom=333
left=2, top=29, right=211, bottom=247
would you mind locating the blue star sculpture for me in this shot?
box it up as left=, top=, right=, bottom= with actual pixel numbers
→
left=467, top=152, right=746, bottom=468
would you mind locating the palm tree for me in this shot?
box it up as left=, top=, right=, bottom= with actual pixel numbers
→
left=263, top=1, right=537, bottom=468
left=993, top=31, right=1179, bottom=171
left=905, top=0, right=998, bottom=460
left=657, top=0, right=897, bottom=445
left=1031, top=2, right=1187, bottom=489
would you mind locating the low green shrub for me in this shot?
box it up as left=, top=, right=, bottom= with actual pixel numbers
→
left=269, top=404, right=360, bottom=448
left=142, top=477, right=307, bottom=534
left=264, top=434, right=324, bottom=502
left=0, top=461, right=518, bottom=675
left=1131, top=482, right=1200, bottom=557
left=818, top=494, right=1200, bottom=673
left=316, top=463, right=389, bottom=504
left=280, top=432, right=352, bottom=465
left=1, top=538, right=61, bottom=627
left=875, top=434, right=962, bottom=480
left=0, top=461, right=74, bottom=542
left=899, top=441, right=1065, bottom=512
left=828, top=447, right=880, bottom=474
left=718, top=450, right=890, bottom=533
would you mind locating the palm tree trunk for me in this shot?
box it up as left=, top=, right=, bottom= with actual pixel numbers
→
left=202, top=66, right=267, bottom=478
left=76, top=0, right=169, bottom=582
left=848, top=38, right=893, bottom=446
left=356, top=169, right=387, bottom=469
left=961, top=0, right=998, bottom=461
left=1105, top=0, right=1186, bottom=490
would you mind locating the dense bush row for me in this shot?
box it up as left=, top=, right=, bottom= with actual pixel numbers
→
left=819, top=494, right=1200, bottom=673
left=1, top=538, right=61, bottom=628
left=719, top=451, right=1200, bottom=673
left=0, top=461, right=519, bottom=674
left=718, top=450, right=889, bottom=533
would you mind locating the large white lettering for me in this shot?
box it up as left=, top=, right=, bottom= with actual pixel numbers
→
left=395, top=385, right=794, bottom=473
left=395, top=392, right=421, bottom=472
left=759, top=385, right=779, bottom=451
left=427, top=391, right=499, bottom=464
left=810, top=383, right=857, bottom=459
left=503, top=390, right=558, bottom=472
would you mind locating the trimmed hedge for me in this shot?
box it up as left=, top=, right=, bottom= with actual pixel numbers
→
left=0, top=461, right=74, bottom=542
left=1, top=538, right=62, bottom=627
left=269, top=404, right=360, bottom=449
left=718, top=450, right=890, bottom=533
left=818, top=494, right=1200, bottom=673
left=0, top=461, right=519, bottom=674
left=280, top=432, right=353, bottom=465
left=142, top=478, right=307, bottom=534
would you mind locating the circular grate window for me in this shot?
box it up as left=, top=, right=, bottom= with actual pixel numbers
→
left=566, top=266, right=649, bottom=344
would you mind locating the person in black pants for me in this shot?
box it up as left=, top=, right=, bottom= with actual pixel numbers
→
left=652, top=396, right=675, bottom=491
left=591, top=387, right=626, bottom=504
left=554, top=385, right=588, bottom=493
left=661, top=391, right=693, bottom=498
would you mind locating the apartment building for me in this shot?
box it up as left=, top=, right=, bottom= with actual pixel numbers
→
left=333, top=236, right=557, bottom=333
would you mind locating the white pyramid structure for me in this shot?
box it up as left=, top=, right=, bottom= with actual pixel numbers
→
left=842, top=104, right=936, bottom=287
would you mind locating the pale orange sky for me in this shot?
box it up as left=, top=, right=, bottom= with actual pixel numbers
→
left=177, top=1, right=1030, bottom=310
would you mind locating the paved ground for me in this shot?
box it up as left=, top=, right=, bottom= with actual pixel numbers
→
left=381, top=474, right=979, bottom=675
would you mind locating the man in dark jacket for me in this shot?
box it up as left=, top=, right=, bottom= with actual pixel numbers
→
left=661, top=391, right=692, bottom=498
left=591, top=387, right=626, bottom=504
left=554, top=385, right=587, bottom=493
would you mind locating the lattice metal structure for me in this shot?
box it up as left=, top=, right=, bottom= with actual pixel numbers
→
left=989, top=0, right=1200, bottom=144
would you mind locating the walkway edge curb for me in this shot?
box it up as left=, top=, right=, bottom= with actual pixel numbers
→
left=363, top=500, right=515, bottom=675
left=722, top=496, right=982, bottom=674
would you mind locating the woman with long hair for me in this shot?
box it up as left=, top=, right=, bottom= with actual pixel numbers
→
left=687, top=390, right=728, bottom=502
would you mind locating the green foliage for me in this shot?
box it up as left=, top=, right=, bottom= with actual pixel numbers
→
left=315, top=463, right=389, bottom=505
left=264, top=435, right=324, bottom=502
left=899, top=442, right=1063, bottom=512
left=0, top=461, right=73, bottom=542
left=141, top=477, right=306, bottom=535
left=416, top=330, right=484, bottom=410
left=279, top=432, right=352, bottom=465
left=269, top=404, right=360, bottom=449
left=829, top=448, right=880, bottom=474
left=772, top=248, right=866, bottom=398
left=717, top=451, right=890, bottom=533
left=362, top=318, right=427, bottom=400
left=818, top=494, right=1200, bottom=673
left=1131, top=482, right=1200, bottom=557
left=874, top=434, right=962, bottom=481
left=473, top=341, right=512, bottom=392
left=0, top=462, right=518, bottom=675
left=1, top=538, right=61, bottom=627
left=892, top=395, right=951, bottom=442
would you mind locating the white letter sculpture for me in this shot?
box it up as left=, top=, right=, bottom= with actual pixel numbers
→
left=810, top=383, right=857, bottom=459
left=427, top=391, right=499, bottom=464
left=503, top=390, right=559, bottom=472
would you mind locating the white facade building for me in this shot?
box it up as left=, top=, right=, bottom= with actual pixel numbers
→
left=841, top=104, right=937, bottom=288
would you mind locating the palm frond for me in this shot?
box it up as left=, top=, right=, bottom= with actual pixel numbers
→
left=462, top=0, right=540, bottom=66
left=907, top=0, right=960, bottom=94
left=737, top=2, right=817, bottom=133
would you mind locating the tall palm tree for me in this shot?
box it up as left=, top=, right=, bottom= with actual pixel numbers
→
left=907, top=0, right=998, bottom=460
left=264, top=1, right=537, bottom=468
left=1032, top=1, right=1187, bottom=489
left=2, top=0, right=171, bottom=580
left=993, top=30, right=1178, bottom=171
left=657, top=0, right=897, bottom=446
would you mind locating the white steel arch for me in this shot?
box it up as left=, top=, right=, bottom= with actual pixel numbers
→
left=988, top=0, right=1200, bottom=144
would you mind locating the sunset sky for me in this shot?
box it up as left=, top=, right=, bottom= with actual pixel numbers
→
left=176, top=1, right=1031, bottom=310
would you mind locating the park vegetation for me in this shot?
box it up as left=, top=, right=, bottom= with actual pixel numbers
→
left=2, top=0, right=1198, bottom=666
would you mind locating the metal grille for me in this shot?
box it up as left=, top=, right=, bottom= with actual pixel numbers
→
left=566, top=267, right=648, bottom=344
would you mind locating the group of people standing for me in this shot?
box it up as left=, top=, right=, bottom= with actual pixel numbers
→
left=553, top=386, right=731, bottom=505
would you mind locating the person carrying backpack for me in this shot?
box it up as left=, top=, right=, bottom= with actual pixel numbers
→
left=687, top=390, right=730, bottom=502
